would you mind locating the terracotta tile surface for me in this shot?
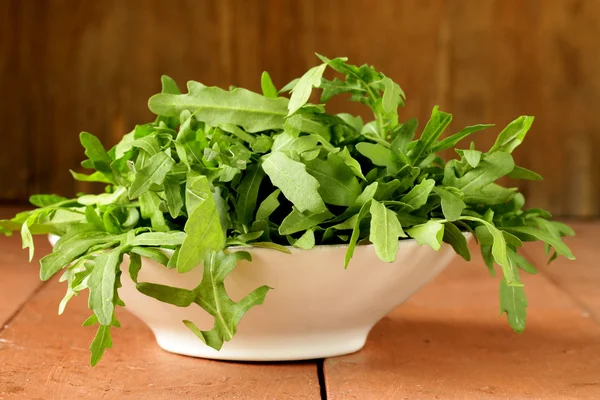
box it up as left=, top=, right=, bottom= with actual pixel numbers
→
left=0, top=211, right=598, bottom=399
left=324, top=222, right=600, bottom=399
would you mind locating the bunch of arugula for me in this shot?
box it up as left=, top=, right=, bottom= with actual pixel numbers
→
left=0, top=55, right=575, bottom=366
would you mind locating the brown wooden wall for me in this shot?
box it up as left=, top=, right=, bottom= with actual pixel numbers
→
left=1, top=0, right=598, bottom=217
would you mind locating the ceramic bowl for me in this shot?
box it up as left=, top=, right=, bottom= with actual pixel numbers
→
left=50, top=235, right=462, bottom=361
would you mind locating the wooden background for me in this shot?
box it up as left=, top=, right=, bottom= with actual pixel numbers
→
left=1, top=0, right=598, bottom=217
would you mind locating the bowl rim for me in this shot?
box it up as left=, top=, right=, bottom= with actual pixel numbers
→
left=48, top=232, right=471, bottom=254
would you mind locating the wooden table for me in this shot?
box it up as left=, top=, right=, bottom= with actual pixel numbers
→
left=1, top=210, right=598, bottom=399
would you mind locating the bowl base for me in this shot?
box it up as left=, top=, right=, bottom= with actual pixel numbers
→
left=153, top=328, right=370, bottom=361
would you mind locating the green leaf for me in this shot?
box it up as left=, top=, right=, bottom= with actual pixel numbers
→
left=139, top=191, right=169, bottom=232
left=355, top=142, right=401, bottom=172
left=369, top=200, right=407, bottom=262
left=500, top=276, right=527, bottom=333
left=128, top=232, right=186, bottom=247
left=85, top=206, right=105, bottom=231
left=293, top=229, right=316, bottom=249
left=460, top=216, right=519, bottom=286
left=40, top=232, right=115, bottom=281
left=507, top=248, right=537, bottom=274
left=160, top=75, right=181, bottom=94
left=149, top=81, right=289, bottom=132
left=178, top=176, right=225, bottom=273
left=503, top=226, right=575, bottom=260
left=390, top=118, right=418, bottom=160
left=508, top=166, right=543, bottom=181
left=247, top=242, right=291, bottom=253
left=262, top=151, right=327, bottom=214
left=279, top=208, right=334, bottom=235
left=488, top=116, right=534, bottom=154
left=381, top=76, right=405, bottom=112
left=460, top=149, right=482, bottom=168
left=410, top=106, right=452, bottom=163
left=272, top=131, right=319, bottom=154
left=136, top=282, right=196, bottom=307
left=442, top=222, right=470, bottom=261
left=88, top=246, right=123, bottom=326
left=79, top=132, right=114, bottom=182
left=401, top=178, right=435, bottom=210
left=344, top=200, right=371, bottom=268
left=260, top=71, right=278, bottom=98
left=255, top=189, right=281, bottom=221
left=128, top=252, right=142, bottom=283
left=406, top=220, right=445, bottom=251
left=305, top=154, right=362, bottom=206
left=128, top=152, right=174, bottom=199
left=433, top=187, right=465, bottom=221
left=90, top=324, right=113, bottom=367
left=234, top=164, right=265, bottom=226
left=251, top=135, right=273, bottom=153
left=29, top=194, right=69, bottom=208
left=131, top=135, right=161, bottom=156
left=431, top=124, right=493, bottom=152
left=288, top=63, right=327, bottom=115
left=187, top=250, right=270, bottom=350
left=164, top=175, right=184, bottom=218
left=337, top=147, right=366, bottom=180
left=445, top=152, right=515, bottom=194
left=70, top=170, right=113, bottom=183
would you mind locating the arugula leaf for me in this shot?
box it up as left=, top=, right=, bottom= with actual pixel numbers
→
left=89, top=324, right=113, bottom=367
left=29, top=194, right=69, bottom=208
left=234, top=164, right=266, bottom=226
left=433, top=187, right=465, bottom=221
left=279, top=208, right=334, bottom=235
left=79, top=132, right=114, bottom=182
left=262, top=151, right=327, bottom=214
left=442, top=222, right=470, bottom=260
left=186, top=250, right=270, bottom=350
left=369, top=200, right=407, bottom=261
left=178, top=176, right=225, bottom=273
left=488, top=116, right=534, bottom=154
left=391, top=118, right=418, bottom=160
left=163, top=175, right=184, bottom=218
left=508, top=165, right=543, bottom=181
left=500, top=275, right=527, bottom=333
left=149, top=82, right=289, bottom=132
left=40, top=232, right=116, bottom=280
left=355, top=142, right=401, bottom=172
left=431, top=124, right=493, bottom=152
left=136, top=283, right=196, bottom=307
left=344, top=200, right=372, bottom=268
left=406, top=220, right=445, bottom=251
left=88, top=246, right=123, bottom=325
left=255, top=189, right=281, bottom=221
left=293, top=229, right=316, bottom=249
left=337, top=147, right=366, bottom=180
left=503, top=226, right=574, bottom=260
left=288, top=63, right=327, bottom=115
left=401, top=179, right=435, bottom=210
left=305, top=154, right=361, bottom=206
left=128, top=232, right=186, bottom=247
left=128, top=152, right=174, bottom=199
left=410, top=106, right=452, bottom=163
left=260, top=71, right=278, bottom=98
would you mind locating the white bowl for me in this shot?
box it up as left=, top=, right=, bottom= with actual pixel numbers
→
left=50, top=235, right=462, bottom=361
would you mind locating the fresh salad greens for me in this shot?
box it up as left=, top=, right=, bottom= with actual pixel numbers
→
left=1, top=55, right=575, bottom=366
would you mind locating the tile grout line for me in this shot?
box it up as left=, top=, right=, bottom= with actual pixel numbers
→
left=520, top=246, right=600, bottom=326
left=316, top=358, right=328, bottom=400
left=0, top=280, right=49, bottom=335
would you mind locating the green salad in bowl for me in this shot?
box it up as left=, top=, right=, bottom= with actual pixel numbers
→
left=1, top=55, right=574, bottom=365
